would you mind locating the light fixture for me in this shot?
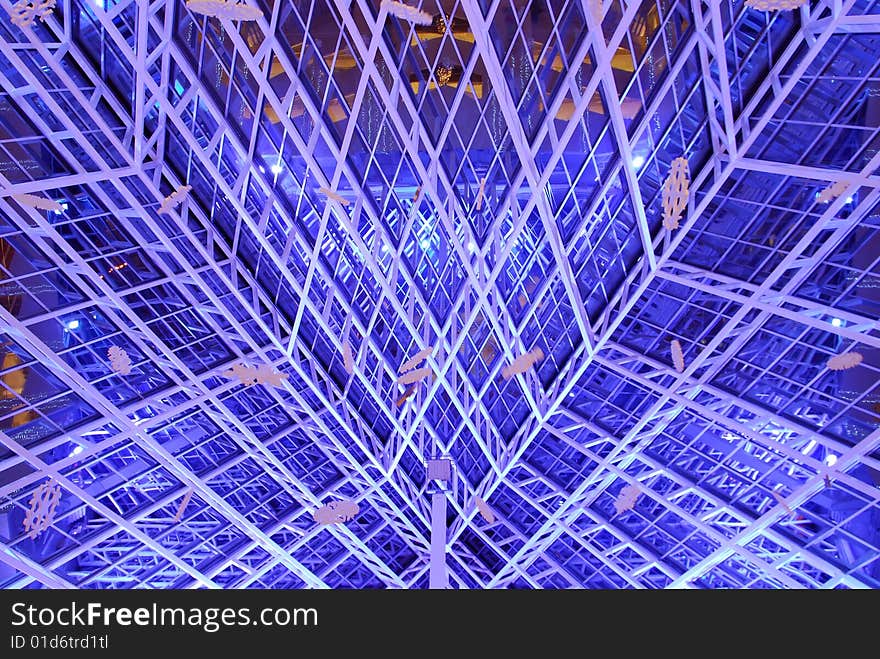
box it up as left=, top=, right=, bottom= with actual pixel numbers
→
left=270, top=163, right=283, bottom=175
left=631, top=155, right=645, bottom=169
left=69, top=445, right=84, bottom=457
left=467, top=241, right=477, bottom=253
left=845, top=196, right=854, bottom=204
left=831, top=318, right=843, bottom=327
left=420, top=239, right=431, bottom=250
left=66, top=319, right=80, bottom=330
left=825, top=453, right=838, bottom=467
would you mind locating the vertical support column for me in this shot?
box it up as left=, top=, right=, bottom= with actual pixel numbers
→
left=429, top=491, right=448, bottom=589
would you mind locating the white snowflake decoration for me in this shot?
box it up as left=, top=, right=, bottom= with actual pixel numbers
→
left=222, top=362, right=289, bottom=388
left=23, top=480, right=61, bottom=539
left=399, top=345, right=433, bottom=374
left=745, top=0, right=807, bottom=11
left=342, top=340, right=354, bottom=374
left=382, top=0, right=432, bottom=25
left=501, top=347, right=544, bottom=380
left=318, top=187, right=350, bottom=206
left=11, top=192, right=63, bottom=212
left=670, top=339, right=685, bottom=373
left=475, top=178, right=486, bottom=210
left=173, top=489, right=194, bottom=522
left=158, top=185, right=192, bottom=215
left=313, top=500, right=359, bottom=525
left=475, top=496, right=495, bottom=523
left=185, top=0, right=262, bottom=21
left=8, top=0, right=55, bottom=29
left=396, top=382, right=417, bottom=407
left=817, top=180, right=849, bottom=204
left=107, top=345, right=132, bottom=375
left=827, top=352, right=862, bottom=371
left=662, top=157, right=690, bottom=231
left=614, top=485, right=640, bottom=514
left=397, top=366, right=431, bottom=386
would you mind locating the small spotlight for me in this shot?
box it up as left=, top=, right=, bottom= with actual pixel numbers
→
left=845, top=196, right=853, bottom=204
left=258, top=166, right=265, bottom=174
left=70, top=445, right=84, bottom=457
left=831, top=318, right=843, bottom=327
left=632, top=155, right=645, bottom=169
left=467, top=241, right=477, bottom=253
left=54, top=202, right=68, bottom=215
left=825, top=454, right=838, bottom=467
left=66, top=319, right=80, bottom=330
left=420, top=239, right=431, bottom=250
left=270, top=163, right=283, bottom=175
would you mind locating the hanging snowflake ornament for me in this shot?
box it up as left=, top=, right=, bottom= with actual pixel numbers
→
left=474, top=496, right=495, bottom=523
left=396, top=382, right=418, bottom=407
left=670, top=339, right=685, bottom=373
left=318, top=187, right=350, bottom=206
left=107, top=346, right=132, bottom=375
left=816, top=180, right=849, bottom=204
left=475, top=177, right=486, bottom=211
left=313, top=500, right=359, bottom=525
left=185, top=0, right=262, bottom=21
left=501, top=347, right=544, bottom=380
left=8, top=0, right=55, bottom=29
left=11, top=192, right=63, bottom=212
left=158, top=185, right=192, bottom=215
left=381, top=0, right=432, bottom=25
left=222, top=362, right=289, bottom=388
left=827, top=351, right=863, bottom=371
left=399, top=345, right=433, bottom=373
left=342, top=340, right=354, bottom=374
left=397, top=366, right=432, bottom=386
left=745, top=0, right=807, bottom=11
left=662, top=157, right=690, bottom=230
left=23, top=480, right=62, bottom=539
left=613, top=484, right=640, bottom=514
left=173, top=489, right=194, bottom=523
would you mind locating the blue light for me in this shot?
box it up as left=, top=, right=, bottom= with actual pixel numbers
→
left=66, top=319, right=80, bottom=330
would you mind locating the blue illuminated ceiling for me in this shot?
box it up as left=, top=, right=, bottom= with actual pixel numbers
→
left=0, top=0, right=879, bottom=589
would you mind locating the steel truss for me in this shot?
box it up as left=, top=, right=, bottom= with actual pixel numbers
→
left=0, top=0, right=878, bottom=589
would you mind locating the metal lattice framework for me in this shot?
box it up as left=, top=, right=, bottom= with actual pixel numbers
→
left=0, top=0, right=878, bottom=589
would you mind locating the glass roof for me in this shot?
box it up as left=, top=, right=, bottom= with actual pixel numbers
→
left=1, top=0, right=879, bottom=589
